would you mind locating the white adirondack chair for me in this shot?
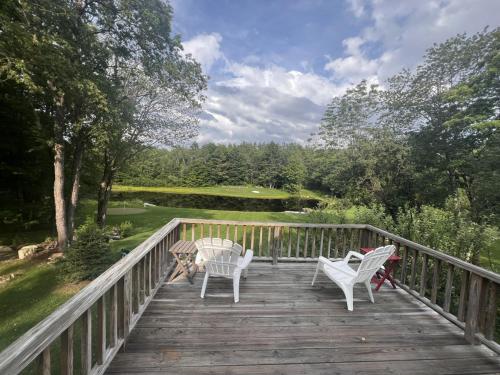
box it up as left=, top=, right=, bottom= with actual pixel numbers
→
left=311, top=245, right=395, bottom=311
left=195, top=238, right=253, bottom=303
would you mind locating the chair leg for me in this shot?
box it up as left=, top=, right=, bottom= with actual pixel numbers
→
left=233, top=275, right=240, bottom=303
left=365, top=280, right=374, bottom=303
left=345, top=286, right=354, bottom=311
left=311, top=262, right=320, bottom=286
left=243, top=268, right=248, bottom=279
left=200, top=272, right=209, bottom=298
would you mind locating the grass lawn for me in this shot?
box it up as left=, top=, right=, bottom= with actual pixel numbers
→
left=113, top=184, right=323, bottom=200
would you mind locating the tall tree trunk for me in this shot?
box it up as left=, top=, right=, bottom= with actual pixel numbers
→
left=96, top=151, right=115, bottom=228
left=67, top=137, right=85, bottom=241
left=53, top=117, right=68, bottom=251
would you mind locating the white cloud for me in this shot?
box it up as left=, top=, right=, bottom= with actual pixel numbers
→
left=329, top=0, right=500, bottom=84
left=219, top=63, right=343, bottom=106
left=194, top=62, right=347, bottom=144
left=347, top=0, right=367, bottom=18
left=183, top=32, right=223, bottom=73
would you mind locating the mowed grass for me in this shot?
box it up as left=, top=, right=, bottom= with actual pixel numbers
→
left=113, top=184, right=323, bottom=200
left=0, top=202, right=310, bottom=351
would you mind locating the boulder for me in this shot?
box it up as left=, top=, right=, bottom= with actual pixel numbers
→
left=0, top=245, right=13, bottom=253
left=18, top=245, right=39, bottom=259
left=48, top=252, right=64, bottom=264
left=0, top=245, right=14, bottom=261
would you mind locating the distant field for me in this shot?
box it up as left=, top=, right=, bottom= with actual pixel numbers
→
left=112, top=184, right=323, bottom=200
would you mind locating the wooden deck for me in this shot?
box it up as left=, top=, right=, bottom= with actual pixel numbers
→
left=106, top=263, right=500, bottom=375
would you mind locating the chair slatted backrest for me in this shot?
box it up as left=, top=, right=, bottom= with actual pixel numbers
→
left=195, top=238, right=242, bottom=277
left=354, top=245, right=395, bottom=283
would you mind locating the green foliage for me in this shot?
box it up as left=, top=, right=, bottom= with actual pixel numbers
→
left=119, top=221, right=134, bottom=238
left=60, top=220, right=116, bottom=281
left=394, top=192, right=497, bottom=263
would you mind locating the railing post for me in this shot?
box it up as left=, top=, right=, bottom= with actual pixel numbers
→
left=360, top=229, right=370, bottom=248
left=272, top=226, right=280, bottom=265
left=465, top=273, right=483, bottom=344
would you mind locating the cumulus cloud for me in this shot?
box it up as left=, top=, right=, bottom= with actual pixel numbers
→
left=183, top=32, right=223, bottom=73
left=331, top=0, right=500, bottom=84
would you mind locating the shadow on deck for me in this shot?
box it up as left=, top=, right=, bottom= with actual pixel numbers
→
left=106, top=263, right=500, bottom=374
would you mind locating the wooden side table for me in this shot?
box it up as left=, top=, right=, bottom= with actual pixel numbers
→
left=169, top=240, right=198, bottom=284
left=360, top=247, right=401, bottom=291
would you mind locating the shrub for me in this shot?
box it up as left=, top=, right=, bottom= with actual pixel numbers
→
left=119, top=221, right=134, bottom=238
left=351, top=204, right=395, bottom=229
left=60, top=220, right=116, bottom=281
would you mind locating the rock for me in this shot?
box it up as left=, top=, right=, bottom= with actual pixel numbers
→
left=144, top=202, right=156, bottom=207
left=0, top=245, right=13, bottom=253
left=18, top=245, right=39, bottom=259
left=0, top=245, right=14, bottom=260
left=48, top=252, right=64, bottom=264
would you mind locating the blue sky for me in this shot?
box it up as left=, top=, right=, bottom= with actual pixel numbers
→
left=170, top=0, right=500, bottom=144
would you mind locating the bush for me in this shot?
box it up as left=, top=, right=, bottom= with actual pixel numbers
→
left=60, top=220, right=116, bottom=281
left=119, top=221, right=134, bottom=238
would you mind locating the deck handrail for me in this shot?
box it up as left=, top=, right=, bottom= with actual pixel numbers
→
left=1, top=217, right=498, bottom=374
left=0, top=218, right=181, bottom=375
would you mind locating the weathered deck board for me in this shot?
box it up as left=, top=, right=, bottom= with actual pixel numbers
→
left=106, top=263, right=500, bottom=375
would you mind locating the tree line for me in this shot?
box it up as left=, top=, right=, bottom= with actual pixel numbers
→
left=0, top=0, right=206, bottom=249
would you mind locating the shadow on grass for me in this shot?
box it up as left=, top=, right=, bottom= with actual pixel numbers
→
left=0, top=263, right=66, bottom=350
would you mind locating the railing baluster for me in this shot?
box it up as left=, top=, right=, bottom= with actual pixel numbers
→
left=400, top=246, right=408, bottom=283
left=38, top=347, right=51, bottom=375
left=443, top=264, right=454, bottom=313
left=110, top=284, right=118, bottom=348
left=242, top=225, right=247, bottom=251
left=182, top=223, right=186, bottom=240
left=304, top=228, right=309, bottom=258
left=81, top=309, right=91, bottom=375
left=484, top=282, right=497, bottom=340
left=327, top=228, right=332, bottom=258
left=341, top=228, right=346, bottom=257
left=295, top=227, right=300, bottom=258
left=431, top=259, right=440, bottom=304
left=97, top=295, right=106, bottom=365
left=251, top=226, right=255, bottom=250
left=311, top=228, right=316, bottom=258
left=259, top=226, right=263, bottom=256
left=192, top=224, right=195, bottom=241
left=409, top=249, right=418, bottom=290
left=267, top=226, right=272, bottom=256
left=287, top=227, right=292, bottom=257
left=420, top=254, right=428, bottom=297
left=60, top=325, right=74, bottom=375
left=465, top=273, right=483, bottom=344
left=349, top=229, right=354, bottom=252
left=458, top=270, right=469, bottom=321
left=217, top=224, right=221, bottom=238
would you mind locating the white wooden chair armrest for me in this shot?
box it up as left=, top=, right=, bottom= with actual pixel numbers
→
left=238, top=250, right=253, bottom=270
left=343, top=251, right=364, bottom=263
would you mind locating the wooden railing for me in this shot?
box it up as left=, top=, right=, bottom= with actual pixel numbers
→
left=0, top=219, right=180, bottom=375
left=0, top=218, right=498, bottom=374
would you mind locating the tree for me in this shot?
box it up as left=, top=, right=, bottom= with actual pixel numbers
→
left=96, top=59, right=206, bottom=226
